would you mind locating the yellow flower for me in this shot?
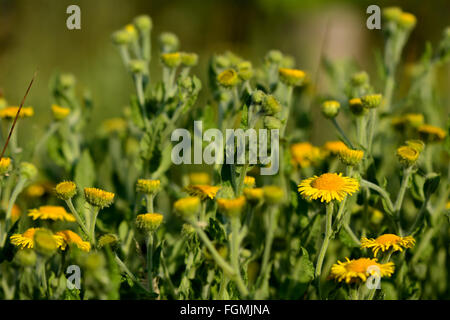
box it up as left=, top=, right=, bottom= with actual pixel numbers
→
left=396, top=145, right=420, bottom=166
left=174, top=196, right=201, bottom=218
left=323, top=141, right=348, bottom=155
left=55, top=181, right=77, bottom=200
left=10, top=228, right=64, bottom=250
left=0, top=157, right=11, bottom=175
left=188, top=172, right=211, bottom=185
left=244, top=176, right=255, bottom=188
left=243, top=187, right=264, bottom=202
left=136, top=179, right=161, bottom=195
left=338, top=148, right=364, bottom=166
left=361, top=234, right=415, bottom=257
left=185, top=185, right=221, bottom=200
left=278, top=68, right=306, bottom=86
left=290, top=142, right=323, bottom=168
left=329, top=257, right=395, bottom=283
left=0, top=106, right=34, bottom=119
left=102, top=117, right=127, bottom=135
left=136, top=213, right=164, bottom=231
left=217, top=69, right=239, bottom=88
left=406, top=139, right=425, bottom=152
left=418, top=124, right=446, bottom=143
left=56, top=230, right=91, bottom=252
left=28, top=206, right=76, bottom=222
left=405, top=113, right=424, bottom=128
left=217, top=196, right=246, bottom=217
left=298, top=173, right=359, bottom=203
left=84, top=187, right=115, bottom=209
left=25, top=183, right=46, bottom=198
left=51, top=104, right=70, bottom=120
left=398, top=12, right=417, bottom=29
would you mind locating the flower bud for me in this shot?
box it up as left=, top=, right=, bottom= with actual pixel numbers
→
left=237, top=61, right=253, bottom=81
left=0, top=157, right=11, bottom=175
left=129, top=59, right=147, bottom=74
left=321, top=100, right=340, bottom=119
left=60, top=74, right=76, bottom=90
left=243, top=188, right=264, bottom=202
left=98, top=234, right=120, bottom=249
left=244, top=176, right=255, bottom=188
left=252, top=90, right=265, bottom=105
left=263, top=116, right=282, bottom=130
left=14, top=249, right=36, bottom=267
left=111, top=29, right=132, bottom=46
left=136, top=179, right=161, bottom=195
left=174, top=196, right=201, bottom=218
left=159, top=32, right=179, bottom=53
left=278, top=68, right=306, bottom=87
left=181, top=52, right=198, bottom=67
left=418, top=124, right=446, bottom=143
left=361, top=94, right=382, bottom=109
left=136, top=213, right=164, bottom=232
left=34, top=229, right=59, bottom=257
left=348, top=98, right=367, bottom=116
left=188, top=172, right=211, bottom=185
left=265, top=50, right=283, bottom=64
left=263, top=186, right=284, bottom=204
left=382, top=7, right=403, bottom=22
left=20, top=162, right=37, bottom=180
left=51, top=104, right=70, bottom=120
left=398, top=12, right=417, bottom=30
left=262, top=95, right=282, bottom=115
left=84, top=187, right=115, bottom=209
left=338, top=148, right=364, bottom=166
left=397, top=145, right=420, bottom=167
left=161, top=52, right=181, bottom=68
left=217, top=196, right=246, bottom=218
left=217, top=69, right=239, bottom=88
left=55, top=181, right=77, bottom=200
left=350, top=71, right=369, bottom=86
left=406, top=139, right=425, bottom=153
left=134, top=15, right=153, bottom=33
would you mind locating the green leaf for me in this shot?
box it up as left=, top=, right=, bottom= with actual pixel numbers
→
left=206, top=218, right=227, bottom=243
left=338, top=228, right=360, bottom=248
left=74, top=149, right=95, bottom=190
left=423, top=173, right=440, bottom=198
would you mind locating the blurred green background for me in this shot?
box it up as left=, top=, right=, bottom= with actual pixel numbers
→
left=0, top=0, right=449, bottom=142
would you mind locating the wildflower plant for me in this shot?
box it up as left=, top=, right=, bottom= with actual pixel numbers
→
left=0, top=6, right=448, bottom=302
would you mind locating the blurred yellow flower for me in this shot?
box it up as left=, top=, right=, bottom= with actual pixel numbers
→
left=185, top=185, right=221, bottom=200
left=51, top=104, right=70, bottom=120
left=10, top=228, right=64, bottom=250
left=136, top=213, right=164, bottom=231
left=57, top=230, right=91, bottom=252
left=329, top=257, right=394, bottom=283
left=217, top=196, right=246, bottom=217
left=28, top=205, right=76, bottom=222
left=290, top=142, right=323, bottom=168
left=0, top=106, right=34, bottom=119
left=418, top=124, right=446, bottom=143
left=188, top=172, right=211, bottom=185
left=361, top=234, right=415, bottom=257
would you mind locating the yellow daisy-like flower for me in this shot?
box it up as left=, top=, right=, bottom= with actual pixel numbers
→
left=136, top=213, right=164, bottom=231
left=0, top=157, right=11, bottom=175
left=0, top=106, right=34, bottom=119
left=51, top=104, right=70, bottom=120
left=243, top=187, right=264, bottom=202
left=25, top=183, right=46, bottom=198
left=28, top=205, right=76, bottom=222
left=298, top=173, right=359, bottom=203
left=323, top=141, right=348, bottom=156
left=396, top=145, right=420, bottom=166
left=136, top=179, right=161, bottom=195
left=84, top=187, right=115, bottom=209
left=418, top=124, right=446, bottom=143
left=185, top=185, right=221, bottom=200
left=56, top=230, right=91, bottom=252
left=244, top=176, right=255, bottom=188
left=278, top=68, right=306, bottom=86
left=188, top=172, right=211, bottom=185
left=217, top=196, right=246, bottom=218
left=290, top=142, right=323, bottom=168
left=360, top=234, right=415, bottom=257
left=217, top=69, right=239, bottom=88
left=10, top=228, right=64, bottom=250
left=329, top=257, right=395, bottom=283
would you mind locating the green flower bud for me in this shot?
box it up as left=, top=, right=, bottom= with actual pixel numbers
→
left=321, top=100, right=340, bottom=119
left=98, top=234, right=120, bottom=249
left=351, top=71, right=369, bottom=86
left=159, top=32, right=179, bottom=53
left=265, top=50, right=283, bottom=64
left=111, top=29, right=133, bottom=46
left=262, top=95, right=282, bottom=115
left=60, top=73, right=76, bottom=90
left=134, top=15, right=152, bottom=32
left=14, top=249, right=37, bottom=267
left=34, top=229, right=59, bottom=257
left=161, top=52, right=181, bottom=68
left=128, top=59, right=147, bottom=74
left=237, top=61, right=253, bottom=81
left=252, top=90, right=265, bottom=105
left=181, top=52, right=199, bottom=67
left=361, top=94, right=382, bottom=109
left=20, top=162, right=37, bottom=180
left=382, top=7, right=403, bottom=22
left=174, top=197, right=201, bottom=218
left=264, top=116, right=282, bottom=130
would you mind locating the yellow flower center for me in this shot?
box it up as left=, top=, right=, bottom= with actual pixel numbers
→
left=375, top=234, right=401, bottom=244
left=311, top=173, right=345, bottom=191
left=345, top=258, right=376, bottom=273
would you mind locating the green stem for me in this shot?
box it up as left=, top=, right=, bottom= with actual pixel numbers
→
left=5, top=177, right=26, bottom=230
left=114, top=254, right=151, bottom=294
left=360, top=179, right=395, bottom=213
left=65, top=198, right=90, bottom=241
left=315, top=202, right=333, bottom=299
left=367, top=109, right=377, bottom=155
left=332, top=118, right=354, bottom=149
left=146, top=232, right=154, bottom=293
left=230, top=217, right=249, bottom=298
left=89, top=206, right=100, bottom=245
left=394, top=166, right=413, bottom=215
left=146, top=194, right=154, bottom=213
left=257, top=206, right=277, bottom=289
